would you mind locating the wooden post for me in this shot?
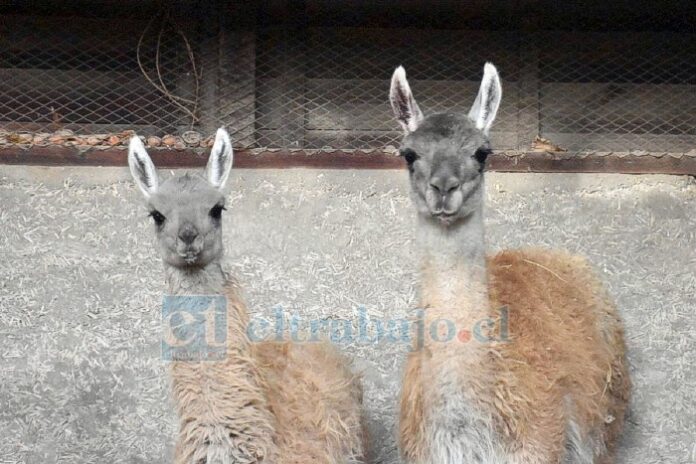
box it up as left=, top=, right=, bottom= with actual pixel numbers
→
left=196, top=0, right=221, bottom=135
left=218, top=31, right=257, bottom=147
left=516, top=19, right=540, bottom=151
left=279, top=0, right=307, bottom=149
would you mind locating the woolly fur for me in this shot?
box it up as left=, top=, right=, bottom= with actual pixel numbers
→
left=171, top=277, right=365, bottom=464
left=400, top=249, right=631, bottom=463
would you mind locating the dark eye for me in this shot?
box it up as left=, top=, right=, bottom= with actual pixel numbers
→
left=400, top=148, right=419, bottom=165
left=209, top=204, right=226, bottom=220
left=474, top=146, right=492, bottom=168
left=149, top=210, right=166, bottom=226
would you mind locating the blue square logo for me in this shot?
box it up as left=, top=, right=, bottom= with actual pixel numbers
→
left=162, top=295, right=227, bottom=361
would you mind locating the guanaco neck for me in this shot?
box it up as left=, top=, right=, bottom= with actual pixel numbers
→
left=165, top=260, right=227, bottom=296
left=416, top=197, right=491, bottom=353
left=164, top=259, right=251, bottom=356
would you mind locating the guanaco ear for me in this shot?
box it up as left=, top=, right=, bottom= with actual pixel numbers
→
left=128, top=135, right=159, bottom=198
left=206, top=128, right=234, bottom=189
left=468, top=62, right=502, bottom=135
left=390, top=66, right=424, bottom=134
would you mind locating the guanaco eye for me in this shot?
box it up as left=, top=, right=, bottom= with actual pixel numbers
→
left=209, top=204, right=226, bottom=220
left=400, top=148, right=419, bottom=165
left=149, top=210, right=166, bottom=226
left=474, top=146, right=492, bottom=168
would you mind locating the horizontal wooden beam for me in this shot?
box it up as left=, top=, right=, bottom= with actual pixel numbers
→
left=488, top=152, right=696, bottom=175
left=0, top=146, right=695, bottom=175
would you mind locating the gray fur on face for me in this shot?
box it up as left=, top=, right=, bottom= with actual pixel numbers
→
left=390, top=64, right=501, bottom=226
left=147, top=174, right=226, bottom=269
left=128, top=128, right=233, bottom=270
left=402, top=113, right=489, bottom=224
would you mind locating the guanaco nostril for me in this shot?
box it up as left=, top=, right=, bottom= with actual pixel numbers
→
left=446, top=182, right=461, bottom=193
left=429, top=182, right=443, bottom=194
left=430, top=177, right=460, bottom=195
left=178, top=224, right=199, bottom=245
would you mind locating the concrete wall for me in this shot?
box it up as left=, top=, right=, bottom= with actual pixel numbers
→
left=1, top=166, right=694, bottom=463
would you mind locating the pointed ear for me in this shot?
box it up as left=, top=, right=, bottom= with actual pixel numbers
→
left=468, top=62, right=502, bottom=135
left=206, top=128, right=234, bottom=189
left=128, top=135, right=159, bottom=198
left=390, top=66, right=424, bottom=134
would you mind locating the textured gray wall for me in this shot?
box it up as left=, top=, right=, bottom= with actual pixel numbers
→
left=1, top=167, right=694, bottom=463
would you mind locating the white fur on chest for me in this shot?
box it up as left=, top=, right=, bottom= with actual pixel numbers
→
left=422, top=366, right=508, bottom=464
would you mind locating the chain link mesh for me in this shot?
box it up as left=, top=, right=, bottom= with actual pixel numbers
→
left=1, top=4, right=694, bottom=154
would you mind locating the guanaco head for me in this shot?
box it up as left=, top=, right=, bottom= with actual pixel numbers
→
left=389, top=63, right=502, bottom=225
left=128, top=128, right=233, bottom=269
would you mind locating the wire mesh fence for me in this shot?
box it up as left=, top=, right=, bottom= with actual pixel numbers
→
left=0, top=9, right=202, bottom=136
left=1, top=3, right=695, bottom=154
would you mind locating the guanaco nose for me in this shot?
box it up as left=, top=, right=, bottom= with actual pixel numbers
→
left=429, top=176, right=461, bottom=196
left=178, top=223, right=199, bottom=245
